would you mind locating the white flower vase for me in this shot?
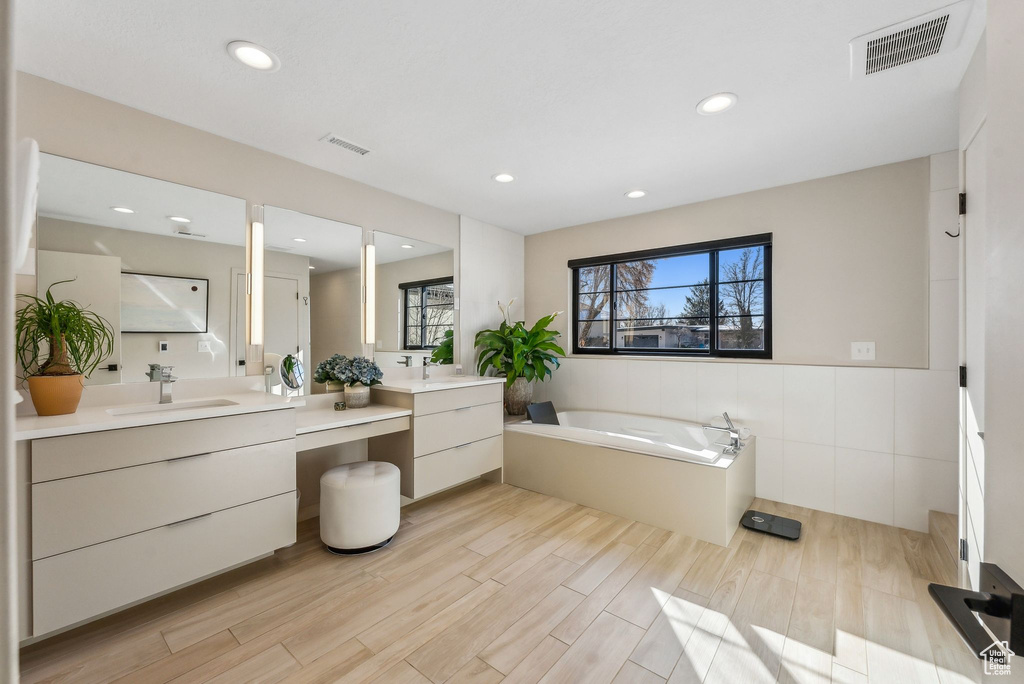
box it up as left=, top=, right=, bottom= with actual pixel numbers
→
left=344, top=384, right=371, bottom=408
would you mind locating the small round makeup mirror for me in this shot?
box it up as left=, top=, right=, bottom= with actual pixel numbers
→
left=281, top=354, right=304, bottom=391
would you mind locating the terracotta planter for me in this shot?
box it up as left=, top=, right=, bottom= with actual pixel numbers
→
left=503, top=377, right=534, bottom=416
left=344, top=384, right=371, bottom=409
left=27, top=374, right=84, bottom=416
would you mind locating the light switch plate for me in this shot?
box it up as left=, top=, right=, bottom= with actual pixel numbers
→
left=851, top=341, right=876, bottom=361
left=159, top=341, right=169, bottom=353
left=197, top=340, right=212, bottom=353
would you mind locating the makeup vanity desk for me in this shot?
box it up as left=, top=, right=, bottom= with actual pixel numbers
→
left=295, top=399, right=411, bottom=450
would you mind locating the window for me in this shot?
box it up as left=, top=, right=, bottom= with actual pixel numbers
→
left=400, top=277, right=455, bottom=349
left=570, top=234, right=771, bottom=358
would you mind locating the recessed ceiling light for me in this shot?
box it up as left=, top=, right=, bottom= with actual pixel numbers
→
left=696, top=92, right=738, bottom=115
left=625, top=190, right=646, bottom=199
left=168, top=216, right=191, bottom=223
left=111, top=206, right=134, bottom=214
left=492, top=173, right=515, bottom=183
left=293, top=238, right=307, bottom=243
left=227, top=41, right=280, bottom=72
left=401, top=244, right=414, bottom=249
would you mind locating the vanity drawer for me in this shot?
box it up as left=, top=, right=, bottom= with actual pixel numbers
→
left=413, top=402, right=503, bottom=457
left=414, top=435, right=502, bottom=499
left=32, top=439, right=296, bottom=560
left=412, top=383, right=502, bottom=416
left=31, top=408, right=296, bottom=483
left=32, top=491, right=295, bottom=637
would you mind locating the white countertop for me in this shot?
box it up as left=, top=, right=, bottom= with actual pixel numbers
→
left=373, top=375, right=505, bottom=394
left=14, top=391, right=302, bottom=441
left=295, top=404, right=412, bottom=435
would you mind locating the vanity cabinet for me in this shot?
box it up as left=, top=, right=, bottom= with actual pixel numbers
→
left=369, top=382, right=504, bottom=499
left=28, top=409, right=297, bottom=637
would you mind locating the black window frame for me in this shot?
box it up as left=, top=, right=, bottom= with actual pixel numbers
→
left=400, top=276, right=455, bottom=350
left=569, top=233, right=772, bottom=359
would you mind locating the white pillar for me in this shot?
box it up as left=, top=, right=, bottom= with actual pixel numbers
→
left=983, top=0, right=1024, bottom=582
left=0, top=0, right=19, bottom=678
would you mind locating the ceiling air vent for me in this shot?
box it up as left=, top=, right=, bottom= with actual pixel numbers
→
left=850, top=1, right=972, bottom=79
left=174, top=228, right=207, bottom=239
left=319, top=132, right=371, bottom=156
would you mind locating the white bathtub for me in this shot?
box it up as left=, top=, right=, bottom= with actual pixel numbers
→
left=507, top=410, right=732, bottom=465
left=503, top=410, right=755, bottom=546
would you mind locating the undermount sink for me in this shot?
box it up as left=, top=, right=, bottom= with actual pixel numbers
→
left=106, top=398, right=239, bottom=416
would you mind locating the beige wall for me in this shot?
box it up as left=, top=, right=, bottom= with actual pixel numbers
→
left=309, top=267, right=362, bottom=381
left=16, top=73, right=459, bottom=249
left=374, top=251, right=454, bottom=352
left=525, top=158, right=931, bottom=368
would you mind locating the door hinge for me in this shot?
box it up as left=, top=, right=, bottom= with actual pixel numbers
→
left=960, top=538, right=969, bottom=562
left=959, top=365, right=967, bottom=388
left=959, top=192, right=967, bottom=215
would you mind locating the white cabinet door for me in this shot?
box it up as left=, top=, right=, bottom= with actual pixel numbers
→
left=36, top=250, right=121, bottom=385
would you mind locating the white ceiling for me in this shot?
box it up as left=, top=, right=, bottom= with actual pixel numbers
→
left=38, top=153, right=246, bottom=244
left=16, top=1, right=985, bottom=234
left=373, top=231, right=451, bottom=265
left=263, top=205, right=362, bottom=272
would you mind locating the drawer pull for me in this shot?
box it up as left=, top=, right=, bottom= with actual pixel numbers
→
left=166, top=512, right=214, bottom=528
left=454, top=406, right=474, bottom=412
left=166, top=452, right=212, bottom=464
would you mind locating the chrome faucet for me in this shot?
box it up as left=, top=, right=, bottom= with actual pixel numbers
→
left=147, top=363, right=177, bottom=403
left=422, top=358, right=436, bottom=380
left=703, top=412, right=741, bottom=453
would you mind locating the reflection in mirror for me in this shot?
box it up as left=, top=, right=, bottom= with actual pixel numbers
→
left=33, top=154, right=247, bottom=384
left=263, top=206, right=362, bottom=395
left=280, top=354, right=304, bottom=391
left=373, top=232, right=455, bottom=368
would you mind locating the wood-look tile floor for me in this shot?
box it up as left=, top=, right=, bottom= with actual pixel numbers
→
left=20, top=482, right=987, bottom=684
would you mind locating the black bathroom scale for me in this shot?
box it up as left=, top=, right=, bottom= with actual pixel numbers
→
left=741, top=510, right=802, bottom=540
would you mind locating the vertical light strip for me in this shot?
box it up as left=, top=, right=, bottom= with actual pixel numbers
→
left=364, top=243, right=375, bottom=345
left=250, top=204, right=265, bottom=347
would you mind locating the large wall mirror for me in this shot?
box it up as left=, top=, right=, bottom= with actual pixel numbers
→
left=373, top=231, right=455, bottom=368
left=263, top=206, right=363, bottom=394
left=33, top=154, right=247, bottom=385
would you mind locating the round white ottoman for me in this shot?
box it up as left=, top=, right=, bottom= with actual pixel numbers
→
left=320, top=461, right=400, bottom=554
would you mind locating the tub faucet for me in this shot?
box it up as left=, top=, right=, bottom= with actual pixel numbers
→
left=703, top=412, right=740, bottom=453
left=147, top=364, right=177, bottom=404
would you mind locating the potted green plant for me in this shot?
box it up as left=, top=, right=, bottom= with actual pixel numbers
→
left=16, top=280, right=115, bottom=416
left=430, top=329, right=454, bottom=365
left=475, top=299, right=564, bottom=416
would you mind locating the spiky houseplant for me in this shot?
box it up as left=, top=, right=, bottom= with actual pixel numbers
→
left=475, top=299, right=564, bottom=415
left=16, top=280, right=115, bottom=415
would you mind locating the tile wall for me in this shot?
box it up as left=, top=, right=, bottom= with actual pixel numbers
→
left=532, top=152, right=960, bottom=533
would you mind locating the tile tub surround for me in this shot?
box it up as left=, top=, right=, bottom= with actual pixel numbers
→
left=533, top=358, right=958, bottom=531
